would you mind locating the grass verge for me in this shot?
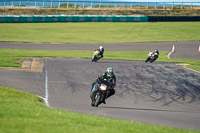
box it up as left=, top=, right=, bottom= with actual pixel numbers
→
left=0, top=48, right=200, bottom=72
left=0, top=22, right=200, bottom=43
left=0, top=86, right=199, bottom=133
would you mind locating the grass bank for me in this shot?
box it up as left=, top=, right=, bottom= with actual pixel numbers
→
left=0, top=48, right=199, bottom=71
left=1, top=7, right=200, bottom=16
left=0, top=86, right=199, bottom=133
left=0, top=22, right=200, bottom=43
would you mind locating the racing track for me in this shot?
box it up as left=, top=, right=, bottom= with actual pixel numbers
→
left=0, top=41, right=200, bottom=130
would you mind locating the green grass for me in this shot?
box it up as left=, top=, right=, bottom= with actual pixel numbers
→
left=0, top=48, right=200, bottom=71
left=0, top=86, right=199, bottom=133
left=0, top=22, right=200, bottom=43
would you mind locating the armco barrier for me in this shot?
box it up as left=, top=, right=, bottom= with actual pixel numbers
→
left=0, top=15, right=148, bottom=23
left=1, top=15, right=199, bottom=23
left=148, top=16, right=200, bottom=22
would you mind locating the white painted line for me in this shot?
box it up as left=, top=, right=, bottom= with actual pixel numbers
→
left=176, top=64, right=200, bottom=74
left=167, top=45, right=175, bottom=59
left=182, top=66, right=200, bottom=74
left=45, top=60, right=49, bottom=107
left=37, top=95, right=45, bottom=101
left=167, top=51, right=173, bottom=59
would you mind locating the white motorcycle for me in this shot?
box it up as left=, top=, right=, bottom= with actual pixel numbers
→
left=91, top=50, right=100, bottom=62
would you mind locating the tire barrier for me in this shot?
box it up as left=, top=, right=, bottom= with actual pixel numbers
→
left=1, top=15, right=200, bottom=23
left=0, top=15, right=148, bottom=23
left=148, top=16, right=200, bottom=22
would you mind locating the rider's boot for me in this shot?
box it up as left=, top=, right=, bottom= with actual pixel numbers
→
left=102, top=99, right=106, bottom=104
left=101, top=95, right=106, bottom=104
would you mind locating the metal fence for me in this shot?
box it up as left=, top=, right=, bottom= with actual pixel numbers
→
left=0, top=0, right=200, bottom=10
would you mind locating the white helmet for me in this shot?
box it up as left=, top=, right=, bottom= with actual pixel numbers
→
left=99, top=46, right=104, bottom=51
left=107, top=67, right=113, bottom=78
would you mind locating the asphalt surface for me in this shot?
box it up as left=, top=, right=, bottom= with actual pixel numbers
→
left=0, top=41, right=200, bottom=130
left=0, top=41, right=200, bottom=60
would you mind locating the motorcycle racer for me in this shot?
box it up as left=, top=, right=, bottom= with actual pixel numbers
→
left=90, top=67, right=116, bottom=105
left=145, top=49, right=159, bottom=63
left=95, top=46, right=104, bottom=59
left=153, top=49, right=159, bottom=57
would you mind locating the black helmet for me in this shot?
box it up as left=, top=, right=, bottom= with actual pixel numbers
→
left=154, top=49, right=158, bottom=53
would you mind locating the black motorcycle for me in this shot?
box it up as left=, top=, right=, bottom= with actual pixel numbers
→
left=145, top=52, right=159, bottom=63
left=90, top=78, right=111, bottom=107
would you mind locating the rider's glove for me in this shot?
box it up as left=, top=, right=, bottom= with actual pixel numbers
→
left=96, top=76, right=101, bottom=83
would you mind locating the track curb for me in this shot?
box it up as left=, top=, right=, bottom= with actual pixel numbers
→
left=1, top=57, right=44, bottom=72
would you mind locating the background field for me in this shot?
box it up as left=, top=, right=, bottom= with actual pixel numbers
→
left=0, top=22, right=200, bottom=43
left=0, top=22, right=200, bottom=71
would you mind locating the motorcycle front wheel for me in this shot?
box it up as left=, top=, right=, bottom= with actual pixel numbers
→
left=92, top=57, right=96, bottom=62
left=145, top=57, right=151, bottom=62
left=94, top=95, right=101, bottom=107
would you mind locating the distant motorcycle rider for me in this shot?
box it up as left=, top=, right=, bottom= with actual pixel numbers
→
left=94, top=46, right=104, bottom=59
left=90, top=67, right=116, bottom=105
left=152, top=49, right=159, bottom=60
left=145, top=49, right=159, bottom=63
left=153, top=49, right=159, bottom=56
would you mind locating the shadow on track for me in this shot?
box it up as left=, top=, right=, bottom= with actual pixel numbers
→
left=115, top=64, right=200, bottom=107
left=101, top=106, right=197, bottom=113
left=93, top=61, right=131, bottom=64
